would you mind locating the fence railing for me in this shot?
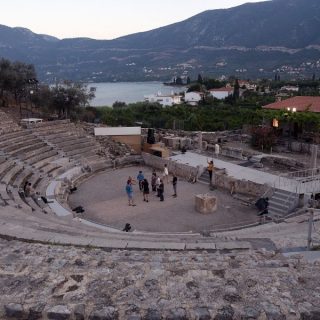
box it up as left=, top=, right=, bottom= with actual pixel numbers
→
left=275, top=168, right=320, bottom=194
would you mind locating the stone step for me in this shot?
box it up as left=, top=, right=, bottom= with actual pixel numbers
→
left=0, top=205, right=257, bottom=250
left=1, top=164, right=24, bottom=185
left=271, top=193, right=297, bottom=203
left=20, top=145, right=53, bottom=160
left=268, top=201, right=291, bottom=212
left=269, top=188, right=299, bottom=217
left=273, top=188, right=298, bottom=197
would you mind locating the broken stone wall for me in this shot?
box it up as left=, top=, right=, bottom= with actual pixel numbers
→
left=142, top=152, right=201, bottom=179
left=213, top=171, right=268, bottom=197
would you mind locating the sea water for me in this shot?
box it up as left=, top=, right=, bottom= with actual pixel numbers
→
left=89, top=82, right=186, bottom=107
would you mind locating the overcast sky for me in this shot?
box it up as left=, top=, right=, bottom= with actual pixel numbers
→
left=0, top=0, right=268, bottom=40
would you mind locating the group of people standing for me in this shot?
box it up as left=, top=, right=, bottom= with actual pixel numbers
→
left=125, top=164, right=177, bottom=206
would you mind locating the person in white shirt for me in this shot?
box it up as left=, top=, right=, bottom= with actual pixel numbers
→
left=214, top=143, right=220, bottom=158
left=156, top=176, right=161, bottom=196
left=163, top=164, right=169, bottom=184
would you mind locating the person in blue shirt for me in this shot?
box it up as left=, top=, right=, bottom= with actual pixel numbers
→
left=137, top=170, right=144, bottom=191
left=125, top=180, right=136, bottom=206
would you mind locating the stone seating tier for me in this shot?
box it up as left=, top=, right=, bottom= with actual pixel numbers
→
left=10, top=168, right=33, bottom=188
left=0, top=162, right=15, bottom=181
left=71, top=151, right=101, bottom=163
left=40, top=163, right=62, bottom=177
left=0, top=134, right=39, bottom=149
left=46, top=133, right=86, bottom=144
left=0, top=184, right=12, bottom=204
left=0, top=128, right=25, bottom=138
left=34, top=128, right=79, bottom=139
left=44, top=124, right=77, bottom=133
left=19, top=145, right=54, bottom=161
left=32, top=122, right=78, bottom=135
left=9, top=186, right=33, bottom=213
left=27, top=150, right=59, bottom=166
left=1, top=164, right=24, bottom=185
left=0, top=157, right=7, bottom=165
left=52, top=137, right=92, bottom=148
left=0, top=131, right=33, bottom=147
left=29, top=119, right=70, bottom=130
left=66, top=146, right=99, bottom=158
left=6, top=141, right=46, bottom=155
left=0, top=136, right=40, bottom=151
left=28, top=174, right=42, bottom=190
left=32, top=154, right=62, bottom=170
left=82, top=154, right=104, bottom=163
left=62, top=141, right=95, bottom=153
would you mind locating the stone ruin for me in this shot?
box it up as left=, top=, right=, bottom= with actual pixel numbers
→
left=0, top=109, right=319, bottom=319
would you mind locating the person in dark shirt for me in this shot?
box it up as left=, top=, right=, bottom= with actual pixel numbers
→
left=142, top=178, right=150, bottom=202
left=151, top=172, right=157, bottom=192
left=158, top=180, right=164, bottom=201
left=255, top=197, right=269, bottom=215
left=172, top=174, right=177, bottom=197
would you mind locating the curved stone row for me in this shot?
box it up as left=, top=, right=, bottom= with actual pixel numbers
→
left=0, top=238, right=319, bottom=319
left=0, top=110, right=311, bottom=251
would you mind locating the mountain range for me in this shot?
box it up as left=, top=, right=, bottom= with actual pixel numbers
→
left=0, top=0, right=320, bottom=82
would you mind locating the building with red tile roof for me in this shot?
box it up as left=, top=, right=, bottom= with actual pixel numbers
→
left=209, top=87, right=233, bottom=100
left=263, top=96, right=320, bottom=113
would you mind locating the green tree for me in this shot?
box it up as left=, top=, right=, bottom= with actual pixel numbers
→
left=233, top=79, right=240, bottom=101
left=251, top=126, right=277, bottom=150
left=49, top=82, right=95, bottom=119
left=175, top=76, right=183, bottom=85
left=0, top=58, right=36, bottom=107
left=112, top=101, right=127, bottom=110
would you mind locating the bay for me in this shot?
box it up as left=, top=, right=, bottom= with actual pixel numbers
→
left=89, top=82, right=186, bottom=107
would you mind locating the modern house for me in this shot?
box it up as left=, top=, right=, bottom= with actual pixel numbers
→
left=238, top=80, right=257, bottom=91
left=184, top=91, right=203, bottom=105
left=280, top=85, right=299, bottom=93
left=209, top=87, right=233, bottom=100
left=263, top=96, right=320, bottom=113
left=263, top=96, right=320, bottom=140
left=144, top=93, right=182, bottom=106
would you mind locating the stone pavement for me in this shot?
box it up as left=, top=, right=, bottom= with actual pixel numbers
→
left=0, top=204, right=257, bottom=251
left=0, top=238, right=319, bottom=320
left=217, top=210, right=320, bottom=250
left=68, top=166, right=259, bottom=233
left=170, top=151, right=310, bottom=193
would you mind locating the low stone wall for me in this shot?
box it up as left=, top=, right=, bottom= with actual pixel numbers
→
left=221, top=146, right=247, bottom=160
left=202, top=130, right=242, bottom=143
left=207, top=145, right=247, bottom=161
left=1, top=238, right=319, bottom=320
left=115, top=155, right=144, bottom=167
left=275, top=141, right=320, bottom=157
left=142, top=153, right=266, bottom=197
left=261, top=156, right=306, bottom=170
left=214, top=171, right=268, bottom=197
left=142, top=152, right=202, bottom=180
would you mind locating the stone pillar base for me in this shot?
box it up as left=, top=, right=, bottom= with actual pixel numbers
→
left=195, top=194, right=217, bottom=214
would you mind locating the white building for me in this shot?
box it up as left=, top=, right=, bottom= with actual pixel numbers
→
left=209, top=87, right=233, bottom=100
left=144, top=93, right=182, bottom=106
left=184, top=91, right=203, bottom=106
left=280, top=85, right=299, bottom=92
left=238, top=80, right=257, bottom=91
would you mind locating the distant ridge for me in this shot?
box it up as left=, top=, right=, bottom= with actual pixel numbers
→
left=0, top=0, right=319, bottom=82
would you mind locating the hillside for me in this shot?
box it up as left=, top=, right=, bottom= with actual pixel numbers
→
left=0, top=0, right=320, bottom=82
